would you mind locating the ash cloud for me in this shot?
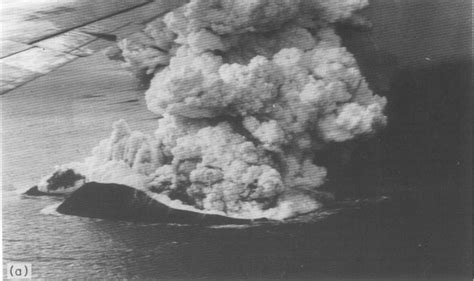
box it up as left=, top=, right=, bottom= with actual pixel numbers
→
left=39, top=0, right=387, bottom=220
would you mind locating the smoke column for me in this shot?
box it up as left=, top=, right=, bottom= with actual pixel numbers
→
left=38, top=0, right=387, bottom=220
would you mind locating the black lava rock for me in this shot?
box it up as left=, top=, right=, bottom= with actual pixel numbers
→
left=24, top=186, right=64, bottom=196
left=56, top=182, right=268, bottom=225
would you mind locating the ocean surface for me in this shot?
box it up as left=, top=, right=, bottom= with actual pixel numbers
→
left=2, top=0, right=471, bottom=280
left=2, top=182, right=470, bottom=280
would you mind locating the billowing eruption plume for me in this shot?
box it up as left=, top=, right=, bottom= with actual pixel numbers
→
left=38, top=0, right=387, bottom=220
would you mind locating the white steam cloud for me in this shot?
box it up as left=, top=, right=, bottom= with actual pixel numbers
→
left=39, top=0, right=387, bottom=220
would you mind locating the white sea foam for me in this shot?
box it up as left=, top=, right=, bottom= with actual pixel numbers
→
left=40, top=203, right=62, bottom=216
